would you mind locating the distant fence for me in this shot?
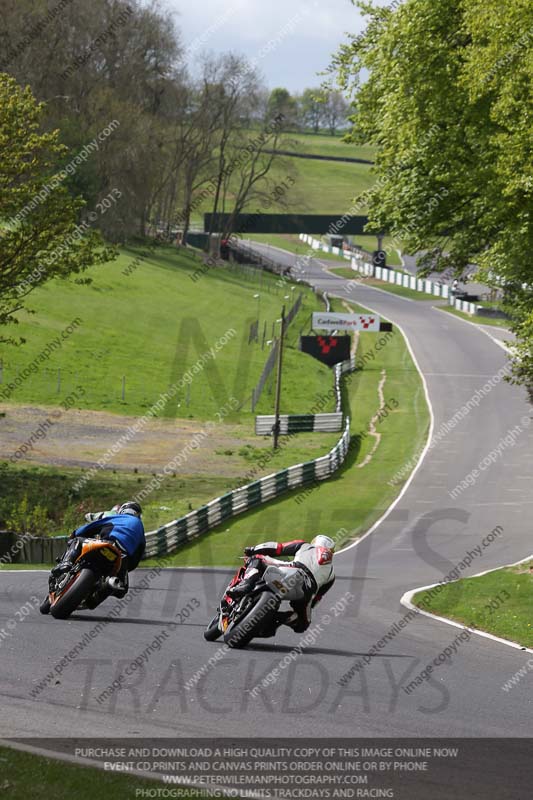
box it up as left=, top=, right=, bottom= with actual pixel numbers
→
left=255, top=412, right=344, bottom=435
left=251, top=340, right=279, bottom=412
left=299, top=233, right=373, bottom=266
left=250, top=292, right=303, bottom=412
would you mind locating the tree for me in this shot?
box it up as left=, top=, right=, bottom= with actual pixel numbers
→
left=0, top=73, right=113, bottom=343
left=332, top=0, right=533, bottom=387
left=300, top=88, right=326, bottom=133
left=322, top=90, right=349, bottom=136
left=0, top=0, right=184, bottom=240
left=267, top=87, right=298, bottom=130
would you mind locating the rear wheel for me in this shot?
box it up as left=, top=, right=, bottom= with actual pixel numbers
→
left=223, top=592, right=278, bottom=649
left=203, top=614, right=222, bottom=641
left=50, top=568, right=96, bottom=620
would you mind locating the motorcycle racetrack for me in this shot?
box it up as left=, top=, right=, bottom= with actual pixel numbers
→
left=2, top=252, right=532, bottom=766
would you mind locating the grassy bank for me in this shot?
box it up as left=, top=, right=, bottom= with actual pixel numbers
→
left=188, top=133, right=376, bottom=222
left=145, top=299, right=430, bottom=567
left=439, top=306, right=512, bottom=329
left=411, top=561, right=533, bottom=648
left=0, top=246, right=331, bottom=420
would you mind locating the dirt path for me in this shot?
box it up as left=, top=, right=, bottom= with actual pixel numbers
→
left=0, top=404, right=268, bottom=477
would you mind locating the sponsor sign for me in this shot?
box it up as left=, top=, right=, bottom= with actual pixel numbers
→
left=312, top=312, right=381, bottom=332
left=300, top=335, right=351, bottom=366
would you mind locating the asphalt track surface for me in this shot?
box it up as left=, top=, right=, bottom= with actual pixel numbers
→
left=2, top=246, right=532, bottom=752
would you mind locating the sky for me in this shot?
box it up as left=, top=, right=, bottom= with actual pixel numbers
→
left=168, top=0, right=367, bottom=93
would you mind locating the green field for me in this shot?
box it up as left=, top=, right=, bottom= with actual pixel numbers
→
left=269, top=157, right=375, bottom=215
left=190, top=132, right=377, bottom=223
left=0, top=246, right=332, bottom=420
left=283, top=133, right=376, bottom=163
left=411, top=562, right=533, bottom=648
left=145, top=299, right=430, bottom=567
left=0, top=745, right=203, bottom=800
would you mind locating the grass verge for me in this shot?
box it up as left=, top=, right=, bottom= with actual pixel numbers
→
left=439, top=306, right=512, bottom=329
left=328, top=270, right=438, bottom=301
left=411, top=561, right=533, bottom=648
left=0, top=745, right=203, bottom=800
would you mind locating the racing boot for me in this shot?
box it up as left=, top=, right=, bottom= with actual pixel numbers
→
left=227, top=568, right=260, bottom=599
left=51, top=538, right=81, bottom=578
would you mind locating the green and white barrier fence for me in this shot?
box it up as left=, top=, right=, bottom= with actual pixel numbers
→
left=350, top=259, right=451, bottom=299
left=299, top=233, right=452, bottom=300
left=255, top=412, right=344, bottom=435
left=450, top=297, right=478, bottom=315
left=299, top=233, right=371, bottom=265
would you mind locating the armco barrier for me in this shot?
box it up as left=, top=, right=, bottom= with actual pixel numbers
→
left=350, top=257, right=450, bottom=299
left=299, top=233, right=372, bottom=267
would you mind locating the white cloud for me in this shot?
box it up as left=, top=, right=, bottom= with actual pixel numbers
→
left=170, top=0, right=366, bottom=91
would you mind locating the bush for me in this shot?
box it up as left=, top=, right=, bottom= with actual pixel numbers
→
left=5, top=496, right=53, bottom=535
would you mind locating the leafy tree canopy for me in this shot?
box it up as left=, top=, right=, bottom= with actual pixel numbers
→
left=332, top=0, right=533, bottom=387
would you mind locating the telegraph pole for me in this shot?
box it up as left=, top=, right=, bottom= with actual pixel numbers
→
left=272, top=305, right=286, bottom=450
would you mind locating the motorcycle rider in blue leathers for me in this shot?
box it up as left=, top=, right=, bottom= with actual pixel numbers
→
left=52, top=501, right=145, bottom=598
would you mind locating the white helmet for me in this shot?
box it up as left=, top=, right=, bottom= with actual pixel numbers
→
left=311, top=535, right=336, bottom=553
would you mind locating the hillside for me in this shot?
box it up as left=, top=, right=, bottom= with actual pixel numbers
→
left=0, top=246, right=332, bottom=420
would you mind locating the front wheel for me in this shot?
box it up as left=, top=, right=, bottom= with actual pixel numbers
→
left=50, top=568, right=96, bottom=620
left=39, top=595, right=51, bottom=615
left=204, top=614, right=222, bottom=641
left=223, top=592, right=279, bottom=649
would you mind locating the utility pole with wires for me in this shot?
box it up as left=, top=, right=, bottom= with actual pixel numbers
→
left=272, top=305, right=286, bottom=450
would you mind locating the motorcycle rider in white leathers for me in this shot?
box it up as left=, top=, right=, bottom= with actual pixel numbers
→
left=228, top=535, right=336, bottom=633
